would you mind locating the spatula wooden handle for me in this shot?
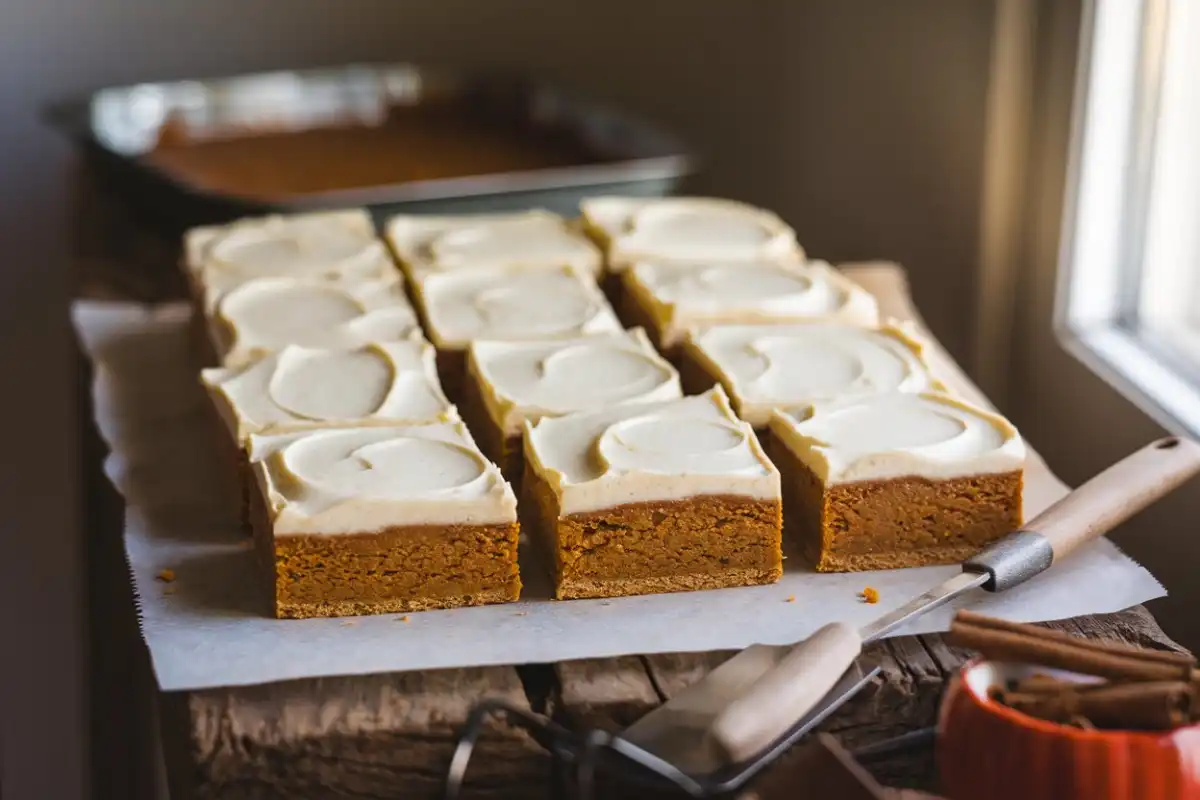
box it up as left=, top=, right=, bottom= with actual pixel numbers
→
left=1029, top=436, right=1200, bottom=561
left=709, top=622, right=863, bottom=764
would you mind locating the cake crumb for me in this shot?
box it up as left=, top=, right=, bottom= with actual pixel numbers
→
left=156, top=568, right=176, bottom=583
left=860, top=587, right=880, bottom=604
left=785, top=595, right=796, bottom=603
left=601, top=600, right=612, bottom=606
left=396, top=615, right=410, bottom=623
left=515, top=611, right=528, bottom=617
left=340, top=620, right=356, bottom=627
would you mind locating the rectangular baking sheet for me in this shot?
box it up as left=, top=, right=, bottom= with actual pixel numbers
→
left=72, top=263, right=1165, bottom=692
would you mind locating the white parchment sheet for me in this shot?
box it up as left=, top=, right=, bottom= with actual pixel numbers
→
left=72, top=265, right=1165, bottom=691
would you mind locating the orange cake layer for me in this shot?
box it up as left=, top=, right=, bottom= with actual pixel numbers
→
left=247, top=479, right=520, bottom=619
left=769, top=432, right=1023, bottom=571
left=524, top=461, right=782, bottom=599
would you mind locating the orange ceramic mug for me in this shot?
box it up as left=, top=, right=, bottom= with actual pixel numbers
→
left=938, top=660, right=1200, bottom=800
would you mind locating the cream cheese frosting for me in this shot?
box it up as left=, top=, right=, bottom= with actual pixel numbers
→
left=414, top=265, right=623, bottom=350
left=209, top=274, right=422, bottom=367
left=684, top=322, right=943, bottom=427
left=768, top=392, right=1025, bottom=485
left=202, top=340, right=454, bottom=443
left=468, top=329, right=682, bottom=437
left=250, top=421, right=517, bottom=535
left=579, top=196, right=803, bottom=269
left=524, top=386, right=779, bottom=515
left=186, top=210, right=394, bottom=309
left=385, top=210, right=601, bottom=278
left=625, top=259, right=880, bottom=348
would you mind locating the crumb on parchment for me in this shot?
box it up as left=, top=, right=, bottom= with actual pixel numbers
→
left=340, top=620, right=356, bottom=627
left=861, top=587, right=880, bottom=604
left=785, top=595, right=796, bottom=603
left=397, top=616, right=410, bottom=623
left=156, top=568, right=176, bottom=583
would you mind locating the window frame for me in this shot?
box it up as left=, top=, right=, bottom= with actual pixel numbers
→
left=1055, top=0, right=1200, bottom=439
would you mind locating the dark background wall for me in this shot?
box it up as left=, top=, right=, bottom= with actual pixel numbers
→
left=0, top=2, right=1006, bottom=798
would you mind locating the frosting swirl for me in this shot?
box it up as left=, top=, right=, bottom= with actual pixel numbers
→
left=252, top=422, right=517, bottom=534
left=685, top=323, right=940, bottom=427
left=580, top=196, right=802, bottom=268
left=386, top=211, right=600, bottom=277
left=212, top=275, right=421, bottom=366
left=524, top=387, right=779, bottom=515
left=469, top=330, right=681, bottom=436
left=769, top=392, right=1025, bottom=485
left=416, top=266, right=622, bottom=349
left=202, top=340, right=453, bottom=440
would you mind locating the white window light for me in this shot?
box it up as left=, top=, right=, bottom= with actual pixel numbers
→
left=1056, top=0, right=1200, bottom=438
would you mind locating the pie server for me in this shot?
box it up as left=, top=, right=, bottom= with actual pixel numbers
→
left=618, top=436, right=1200, bottom=779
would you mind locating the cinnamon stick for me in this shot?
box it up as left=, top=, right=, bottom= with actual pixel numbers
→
left=955, top=611, right=1195, bottom=669
left=949, top=616, right=1192, bottom=683
left=998, top=681, right=1191, bottom=730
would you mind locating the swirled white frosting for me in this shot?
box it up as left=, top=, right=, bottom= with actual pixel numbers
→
left=524, top=386, right=779, bottom=515
left=580, top=196, right=803, bottom=270
left=202, top=340, right=454, bottom=442
left=210, top=275, right=421, bottom=366
left=250, top=421, right=517, bottom=535
left=684, top=322, right=942, bottom=427
left=468, top=329, right=682, bottom=437
left=625, top=259, right=880, bottom=348
left=414, top=266, right=622, bottom=350
left=769, top=392, right=1025, bottom=485
left=386, top=210, right=601, bottom=279
left=186, top=210, right=394, bottom=309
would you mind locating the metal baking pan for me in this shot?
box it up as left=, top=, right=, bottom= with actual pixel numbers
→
left=47, top=63, right=692, bottom=235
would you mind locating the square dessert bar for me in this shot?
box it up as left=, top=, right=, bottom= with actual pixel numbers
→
left=206, top=273, right=422, bottom=367
left=523, top=387, right=782, bottom=599
left=768, top=392, right=1025, bottom=572
left=621, top=259, right=880, bottom=358
left=462, top=328, right=682, bottom=484
left=411, top=265, right=623, bottom=402
left=681, top=322, right=944, bottom=429
left=202, top=339, right=455, bottom=528
left=385, top=209, right=601, bottom=281
left=248, top=421, right=521, bottom=618
left=579, top=196, right=803, bottom=301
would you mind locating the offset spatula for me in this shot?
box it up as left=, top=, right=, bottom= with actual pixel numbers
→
left=619, top=436, right=1200, bottom=778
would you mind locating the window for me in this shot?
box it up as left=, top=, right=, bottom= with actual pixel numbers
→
left=1056, top=0, right=1200, bottom=438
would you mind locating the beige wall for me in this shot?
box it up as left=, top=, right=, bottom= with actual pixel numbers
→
left=0, top=2, right=1001, bottom=798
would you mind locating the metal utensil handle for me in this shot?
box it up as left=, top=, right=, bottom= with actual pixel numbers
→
left=709, top=622, right=863, bottom=765
left=967, top=436, right=1200, bottom=591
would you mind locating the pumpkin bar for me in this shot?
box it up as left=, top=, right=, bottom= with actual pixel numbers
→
left=248, top=421, right=520, bottom=618
left=384, top=209, right=601, bottom=281
left=462, top=328, right=681, bottom=484
left=579, top=195, right=802, bottom=269
left=621, top=259, right=879, bottom=357
left=767, top=392, right=1025, bottom=572
left=523, top=387, right=782, bottom=599
left=681, top=322, right=943, bottom=428
left=411, top=264, right=622, bottom=401
left=206, top=273, right=421, bottom=367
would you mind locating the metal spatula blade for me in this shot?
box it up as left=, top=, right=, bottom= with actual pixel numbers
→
left=619, top=437, right=1200, bottom=777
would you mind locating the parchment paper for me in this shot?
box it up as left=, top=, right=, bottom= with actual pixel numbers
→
left=72, top=263, right=1165, bottom=692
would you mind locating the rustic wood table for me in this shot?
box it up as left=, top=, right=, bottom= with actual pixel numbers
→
left=74, top=186, right=1186, bottom=800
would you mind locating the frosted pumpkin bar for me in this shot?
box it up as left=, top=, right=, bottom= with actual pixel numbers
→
left=767, top=392, right=1025, bottom=572
left=621, top=259, right=879, bottom=356
left=523, top=387, right=782, bottom=599
left=207, top=274, right=421, bottom=367
left=411, top=265, right=622, bottom=401
left=385, top=209, right=601, bottom=280
left=248, top=421, right=520, bottom=618
left=579, top=196, right=803, bottom=270
left=680, top=322, right=943, bottom=428
left=462, top=329, right=681, bottom=483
